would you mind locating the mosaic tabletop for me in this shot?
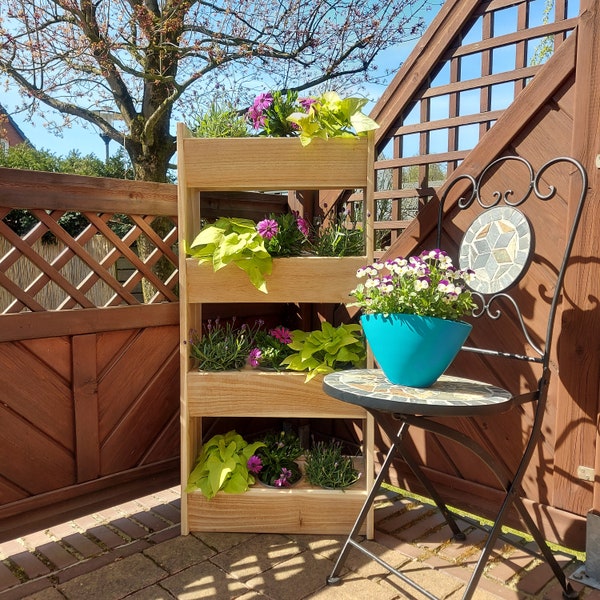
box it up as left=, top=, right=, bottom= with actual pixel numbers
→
left=323, top=369, right=514, bottom=417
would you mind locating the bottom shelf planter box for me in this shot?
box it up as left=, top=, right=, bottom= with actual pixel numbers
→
left=186, top=483, right=367, bottom=536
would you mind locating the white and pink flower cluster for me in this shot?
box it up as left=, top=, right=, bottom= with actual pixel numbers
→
left=351, top=249, right=476, bottom=321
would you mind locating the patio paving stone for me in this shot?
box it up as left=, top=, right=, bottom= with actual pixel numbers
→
left=0, top=486, right=591, bottom=600
left=57, top=553, right=167, bottom=600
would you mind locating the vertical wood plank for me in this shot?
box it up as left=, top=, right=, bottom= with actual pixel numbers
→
left=73, top=333, right=100, bottom=482
left=553, top=0, right=600, bottom=515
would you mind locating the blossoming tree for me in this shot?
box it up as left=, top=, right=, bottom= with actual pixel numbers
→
left=0, top=0, right=431, bottom=183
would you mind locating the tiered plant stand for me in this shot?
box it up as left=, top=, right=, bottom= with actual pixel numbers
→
left=177, top=127, right=375, bottom=536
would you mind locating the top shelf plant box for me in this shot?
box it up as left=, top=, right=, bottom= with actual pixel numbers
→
left=178, top=136, right=373, bottom=191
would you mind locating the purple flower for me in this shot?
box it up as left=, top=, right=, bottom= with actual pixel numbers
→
left=299, top=96, right=317, bottom=111
left=274, top=467, right=293, bottom=487
left=253, top=92, right=274, bottom=111
left=248, top=347, right=262, bottom=368
left=247, top=455, right=263, bottom=474
left=270, top=326, right=292, bottom=345
left=257, top=219, right=279, bottom=240
left=247, top=92, right=274, bottom=129
left=296, top=215, right=310, bottom=237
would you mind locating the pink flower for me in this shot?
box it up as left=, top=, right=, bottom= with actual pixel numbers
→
left=247, top=92, right=274, bottom=129
left=248, top=348, right=262, bottom=368
left=247, top=455, right=263, bottom=474
left=299, top=97, right=317, bottom=111
left=270, top=326, right=292, bottom=345
left=296, top=215, right=310, bottom=237
left=256, top=219, right=279, bottom=240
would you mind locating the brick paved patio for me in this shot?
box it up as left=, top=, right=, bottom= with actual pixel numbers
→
left=0, top=487, right=597, bottom=600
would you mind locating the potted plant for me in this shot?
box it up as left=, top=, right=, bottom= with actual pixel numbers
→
left=349, top=249, right=477, bottom=387
left=304, top=439, right=361, bottom=490
left=186, top=430, right=266, bottom=499
left=252, top=430, right=303, bottom=487
left=281, top=321, right=366, bottom=382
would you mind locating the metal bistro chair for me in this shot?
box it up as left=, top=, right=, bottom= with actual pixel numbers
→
left=323, top=155, right=588, bottom=599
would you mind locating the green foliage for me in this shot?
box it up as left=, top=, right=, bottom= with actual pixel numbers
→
left=255, top=430, right=303, bottom=487
left=186, top=430, right=266, bottom=499
left=304, top=440, right=359, bottom=489
left=188, top=318, right=261, bottom=371
left=259, top=212, right=310, bottom=257
left=281, top=322, right=366, bottom=381
left=249, top=326, right=294, bottom=371
left=0, top=142, right=133, bottom=179
left=287, top=91, right=379, bottom=146
left=185, top=217, right=272, bottom=293
left=311, top=208, right=365, bottom=257
left=530, top=0, right=555, bottom=66
left=255, top=90, right=300, bottom=137
left=190, top=101, right=249, bottom=138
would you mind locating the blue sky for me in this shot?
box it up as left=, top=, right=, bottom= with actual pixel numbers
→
left=2, top=3, right=442, bottom=161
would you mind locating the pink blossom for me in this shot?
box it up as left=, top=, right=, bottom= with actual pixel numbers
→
left=256, top=219, right=279, bottom=240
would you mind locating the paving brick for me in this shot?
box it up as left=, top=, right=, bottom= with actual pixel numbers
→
left=144, top=535, right=214, bottom=574
left=0, top=561, right=21, bottom=591
left=149, top=502, right=181, bottom=524
left=160, top=562, right=253, bottom=599
left=19, top=531, right=53, bottom=550
left=130, top=510, right=170, bottom=533
left=438, top=527, right=488, bottom=561
left=109, top=517, right=150, bottom=540
left=210, top=533, right=303, bottom=582
left=60, top=533, right=104, bottom=559
left=147, top=525, right=180, bottom=546
left=34, top=542, right=78, bottom=570
left=124, top=584, right=178, bottom=599
left=516, top=556, right=572, bottom=595
left=342, top=538, right=412, bottom=581
left=486, top=545, right=539, bottom=584
left=85, top=525, right=128, bottom=549
left=376, top=504, right=434, bottom=535
left=8, top=551, right=50, bottom=579
left=0, top=540, right=25, bottom=560
left=1, top=577, right=53, bottom=600
left=53, top=539, right=152, bottom=585
left=243, top=550, right=336, bottom=600
left=45, top=523, right=77, bottom=540
left=20, top=586, right=66, bottom=600
left=192, top=531, right=256, bottom=554
left=375, top=529, right=428, bottom=561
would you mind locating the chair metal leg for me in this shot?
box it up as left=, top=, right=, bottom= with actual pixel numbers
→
left=327, top=407, right=579, bottom=599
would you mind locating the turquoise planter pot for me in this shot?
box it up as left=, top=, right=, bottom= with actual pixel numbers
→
left=360, top=313, right=472, bottom=387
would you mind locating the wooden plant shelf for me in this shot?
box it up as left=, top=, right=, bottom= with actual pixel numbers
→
left=185, top=256, right=366, bottom=304
left=177, top=124, right=375, bottom=537
left=187, top=457, right=367, bottom=535
left=186, top=370, right=366, bottom=418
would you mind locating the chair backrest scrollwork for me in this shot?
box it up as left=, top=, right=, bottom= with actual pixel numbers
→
left=436, top=155, right=588, bottom=374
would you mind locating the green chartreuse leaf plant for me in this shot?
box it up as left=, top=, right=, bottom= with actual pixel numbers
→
left=281, top=322, right=366, bottom=382
left=286, top=91, right=379, bottom=146
left=184, top=217, right=272, bottom=293
left=186, top=430, right=266, bottom=500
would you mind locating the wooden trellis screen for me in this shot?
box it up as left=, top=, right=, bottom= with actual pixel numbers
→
left=369, top=0, right=579, bottom=255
